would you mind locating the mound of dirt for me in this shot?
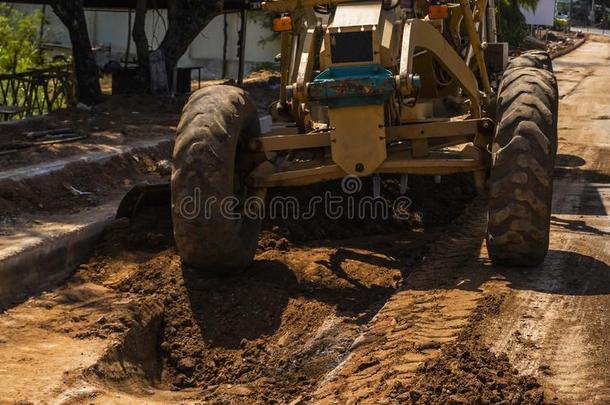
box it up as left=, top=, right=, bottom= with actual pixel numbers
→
left=68, top=161, right=475, bottom=403
left=394, top=343, right=558, bottom=404
left=75, top=196, right=427, bottom=403
left=391, top=296, right=561, bottom=405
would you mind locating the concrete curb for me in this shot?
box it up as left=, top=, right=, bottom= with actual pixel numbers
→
left=1, top=136, right=173, bottom=182
left=0, top=136, right=174, bottom=311
left=0, top=215, right=113, bottom=309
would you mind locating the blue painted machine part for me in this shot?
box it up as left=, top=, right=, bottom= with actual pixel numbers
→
left=308, top=64, right=395, bottom=108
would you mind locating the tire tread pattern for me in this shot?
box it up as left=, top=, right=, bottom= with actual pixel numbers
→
left=487, top=54, right=559, bottom=266
left=171, top=85, right=261, bottom=273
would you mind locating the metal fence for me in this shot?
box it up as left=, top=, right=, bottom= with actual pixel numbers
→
left=0, top=67, right=76, bottom=121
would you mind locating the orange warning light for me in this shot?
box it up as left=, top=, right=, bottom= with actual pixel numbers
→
left=429, top=5, right=449, bottom=19
left=272, top=16, right=292, bottom=32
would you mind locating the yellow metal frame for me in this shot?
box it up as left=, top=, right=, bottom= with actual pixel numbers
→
left=459, top=0, right=492, bottom=95
left=398, top=19, right=481, bottom=116
left=255, top=119, right=492, bottom=152
left=254, top=0, right=495, bottom=190
left=247, top=151, right=486, bottom=188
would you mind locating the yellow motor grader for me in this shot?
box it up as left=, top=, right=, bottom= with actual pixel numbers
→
left=119, top=0, right=558, bottom=273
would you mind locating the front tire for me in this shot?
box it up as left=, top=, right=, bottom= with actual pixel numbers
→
left=171, top=85, right=264, bottom=274
left=487, top=55, right=559, bottom=267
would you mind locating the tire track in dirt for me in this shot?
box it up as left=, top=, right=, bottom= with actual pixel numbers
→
left=311, top=39, right=610, bottom=404
left=478, top=37, right=610, bottom=405
left=311, top=199, right=497, bottom=403
left=480, top=209, right=610, bottom=404
left=479, top=169, right=610, bottom=404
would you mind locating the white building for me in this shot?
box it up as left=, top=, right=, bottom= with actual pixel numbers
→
left=13, top=3, right=280, bottom=79
left=520, top=0, right=557, bottom=26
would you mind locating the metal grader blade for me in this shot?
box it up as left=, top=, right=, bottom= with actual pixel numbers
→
left=116, top=181, right=171, bottom=220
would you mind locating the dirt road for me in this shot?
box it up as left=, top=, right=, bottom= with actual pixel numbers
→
left=0, top=38, right=608, bottom=404
left=311, top=36, right=610, bottom=404
left=480, top=37, right=610, bottom=403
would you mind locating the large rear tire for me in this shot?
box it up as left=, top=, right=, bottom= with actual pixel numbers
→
left=171, top=85, right=263, bottom=274
left=487, top=55, right=559, bottom=267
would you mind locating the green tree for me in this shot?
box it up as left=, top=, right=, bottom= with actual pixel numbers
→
left=497, top=0, right=540, bottom=46
left=0, top=4, right=42, bottom=74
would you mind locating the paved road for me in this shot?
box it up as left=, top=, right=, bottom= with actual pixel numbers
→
left=572, top=26, right=610, bottom=36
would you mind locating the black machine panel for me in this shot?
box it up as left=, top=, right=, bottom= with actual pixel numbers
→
left=330, top=31, right=374, bottom=64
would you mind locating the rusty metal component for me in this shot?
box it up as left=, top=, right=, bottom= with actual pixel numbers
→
left=307, top=76, right=394, bottom=102
left=306, top=65, right=396, bottom=107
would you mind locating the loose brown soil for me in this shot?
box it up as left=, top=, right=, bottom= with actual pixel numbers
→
left=0, top=95, right=179, bottom=172
left=69, top=173, right=475, bottom=403
left=72, top=227, right=416, bottom=402
left=396, top=296, right=560, bottom=405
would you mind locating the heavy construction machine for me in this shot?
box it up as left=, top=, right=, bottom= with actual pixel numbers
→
left=119, top=0, right=558, bottom=273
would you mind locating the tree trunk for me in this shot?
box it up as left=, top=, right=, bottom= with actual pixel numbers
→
left=50, top=0, right=101, bottom=105
left=222, top=14, right=228, bottom=78
left=157, top=0, right=221, bottom=89
left=132, top=0, right=150, bottom=86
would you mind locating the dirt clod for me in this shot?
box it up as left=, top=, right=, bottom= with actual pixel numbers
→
left=416, top=340, right=442, bottom=351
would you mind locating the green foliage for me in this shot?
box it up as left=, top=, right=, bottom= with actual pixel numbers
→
left=0, top=4, right=43, bottom=74
left=554, top=17, right=570, bottom=30
left=514, top=0, right=539, bottom=13
left=0, top=5, right=72, bottom=115
left=497, top=0, right=539, bottom=46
